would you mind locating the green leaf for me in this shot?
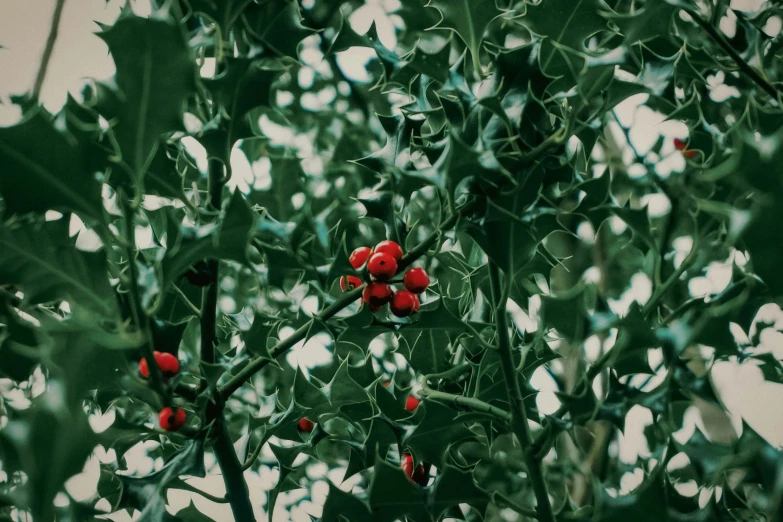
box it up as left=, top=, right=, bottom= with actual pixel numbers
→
left=119, top=438, right=206, bottom=521
left=596, top=473, right=668, bottom=522
left=603, top=0, right=680, bottom=45
left=205, top=58, right=284, bottom=158
left=367, top=456, right=431, bottom=522
left=0, top=220, right=115, bottom=313
left=0, top=111, right=103, bottom=220
left=243, top=0, right=315, bottom=59
left=519, top=0, right=612, bottom=76
left=539, top=285, right=590, bottom=343
left=161, top=190, right=256, bottom=285
left=426, top=0, right=504, bottom=74
left=98, top=14, right=196, bottom=180
left=403, top=401, right=474, bottom=467
left=322, top=482, right=373, bottom=522
left=0, top=399, right=97, bottom=522
left=430, top=466, right=489, bottom=518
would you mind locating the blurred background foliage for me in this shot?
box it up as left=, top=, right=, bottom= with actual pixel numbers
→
left=0, top=0, right=782, bottom=520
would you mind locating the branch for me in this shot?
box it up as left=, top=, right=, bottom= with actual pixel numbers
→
left=202, top=158, right=255, bottom=519
left=488, top=262, right=555, bottom=522
left=685, top=8, right=781, bottom=103
left=32, top=0, right=66, bottom=100
left=212, top=416, right=255, bottom=519
left=218, top=212, right=458, bottom=401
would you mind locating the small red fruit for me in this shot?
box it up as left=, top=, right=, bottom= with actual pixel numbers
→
left=403, top=268, right=429, bottom=294
left=382, top=381, right=391, bottom=388
left=401, top=452, right=414, bottom=480
left=139, top=351, right=180, bottom=379
left=159, top=407, right=187, bottom=431
left=298, top=417, right=315, bottom=433
left=349, top=247, right=372, bottom=269
left=405, top=394, right=420, bottom=412
left=362, top=281, right=394, bottom=308
left=340, top=275, right=363, bottom=291
left=390, top=290, right=420, bottom=317
left=673, top=138, right=688, bottom=151
left=156, top=352, right=180, bottom=376
left=412, top=463, right=431, bottom=486
left=375, top=240, right=403, bottom=261
left=367, top=252, right=398, bottom=280
left=682, top=149, right=698, bottom=159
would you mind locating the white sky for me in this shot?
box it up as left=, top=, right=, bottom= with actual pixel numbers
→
left=1, top=0, right=783, bottom=520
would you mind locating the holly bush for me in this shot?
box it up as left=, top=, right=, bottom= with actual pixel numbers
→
left=1, top=0, right=782, bottom=520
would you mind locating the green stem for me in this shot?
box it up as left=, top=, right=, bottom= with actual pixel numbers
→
left=488, top=263, right=555, bottom=522
left=219, top=286, right=364, bottom=399
left=685, top=8, right=781, bottom=102
left=419, top=388, right=512, bottom=422
left=118, top=192, right=167, bottom=398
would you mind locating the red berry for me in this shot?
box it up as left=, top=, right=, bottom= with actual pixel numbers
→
left=382, top=381, right=391, bottom=388
left=362, top=281, right=394, bottom=308
left=673, top=138, right=688, bottom=151
left=682, top=149, right=698, bottom=159
left=367, top=252, right=398, bottom=280
left=349, top=247, right=372, bottom=269
left=140, top=351, right=180, bottom=379
left=403, top=268, right=429, bottom=294
left=405, top=394, right=420, bottom=412
left=159, top=407, right=187, bottom=431
left=401, top=452, right=414, bottom=480
left=374, top=240, right=403, bottom=261
left=298, top=417, right=315, bottom=433
left=155, top=352, right=180, bottom=377
left=412, top=463, right=431, bottom=486
left=340, top=275, right=363, bottom=291
left=390, top=290, right=420, bottom=317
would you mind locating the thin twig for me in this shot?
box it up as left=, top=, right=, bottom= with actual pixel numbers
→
left=32, top=0, right=66, bottom=100
left=118, top=192, right=167, bottom=398
left=684, top=8, right=781, bottom=103
left=170, top=284, right=202, bottom=317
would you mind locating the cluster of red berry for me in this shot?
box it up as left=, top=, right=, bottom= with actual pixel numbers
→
left=139, top=351, right=187, bottom=431
left=341, top=240, right=430, bottom=317
left=674, top=137, right=699, bottom=159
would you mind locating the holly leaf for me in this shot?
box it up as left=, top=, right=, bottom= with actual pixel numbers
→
left=403, top=401, right=474, bottom=467
left=0, top=220, right=114, bottom=314
left=367, top=456, right=431, bottom=522
left=243, top=0, right=315, bottom=59
left=0, top=111, right=103, bottom=220
left=426, top=0, right=505, bottom=74
left=429, top=466, right=489, bottom=518
left=98, top=14, right=196, bottom=180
